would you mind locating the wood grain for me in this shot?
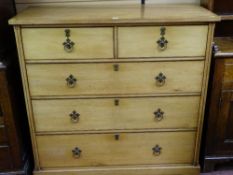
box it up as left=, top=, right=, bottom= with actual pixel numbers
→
left=36, top=131, right=195, bottom=168
left=22, top=28, right=114, bottom=60
left=214, top=37, right=233, bottom=57
left=118, top=26, right=208, bottom=58
left=9, top=4, right=220, bottom=25
left=26, top=61, right=204, bottom=97
left=32, top=96, right=200, bottom=132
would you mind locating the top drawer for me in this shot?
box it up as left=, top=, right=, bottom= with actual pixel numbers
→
left=118, top=26, right=208, bottom=58
left=22, top=28, right=114, bottom=60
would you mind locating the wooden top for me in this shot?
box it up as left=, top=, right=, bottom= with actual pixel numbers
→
left=9, top=4, right=220, bottom=25
left=214, top=37, right=233, bottom=57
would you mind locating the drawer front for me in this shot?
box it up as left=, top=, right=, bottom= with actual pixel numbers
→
left=0, top=127, right=7, bottom=144
left=27, top=61, right=204, bottom=96
left=118, top=26, right=208, bottom=58
left=0, top=147, right=12, bottom=170
left=37, top=132, right=195, bottom=168
left=33, top=96, right=200, bottom=132
left=22, top=28, right=114, bottom=60
left=223, top=59, right=233, bottom=90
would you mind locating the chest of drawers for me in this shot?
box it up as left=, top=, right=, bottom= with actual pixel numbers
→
left=9, top=4, right=220, bottom=175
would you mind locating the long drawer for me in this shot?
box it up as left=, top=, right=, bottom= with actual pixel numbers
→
left=118, top=26, right=208, bottom=58
left=37, top=131, right=195, bottom=168
left=22, top=28, right=114, bottom=60
left=26, top=61, right=204, bottom=96
left=33, top=96, right=200, bottom=132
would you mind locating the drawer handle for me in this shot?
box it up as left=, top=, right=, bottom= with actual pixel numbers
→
left=72, top=147, right=82, bottom=158
left=152, top=145, right=162, bottom=156
left=155, top=72, right=166, bottom=86
left=69, top=110, right=80, bottom=123
left=157, top=27, right=168, bottom=51
left=66, top=74, right=77, bottom=88
left=63, top=29, right=75, bottom=53
left=154, top=108, right=164, bottom=121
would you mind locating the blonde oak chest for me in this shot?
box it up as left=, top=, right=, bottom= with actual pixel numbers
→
left=9, top=4, right=220, bottom=175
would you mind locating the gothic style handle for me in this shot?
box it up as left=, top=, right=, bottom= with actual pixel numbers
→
left=72, top=147, right=82, bottom=158
left=152, top=145, right=162, bottom=156
left=69, top=110, right=80, bottom=123
left=66, top=74, right=77, bottom=88
left=155, top=72, right=166, bottom=86
left=154, top=108, right=164, bottom=121
left=157, top=27, right=168, bottom=51
left=63, top=29, right=75, bottom=52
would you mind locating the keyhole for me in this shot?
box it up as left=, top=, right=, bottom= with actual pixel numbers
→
left=115, top=134, right=120, bottom=140
left=114, top=99, right=119, bottom=106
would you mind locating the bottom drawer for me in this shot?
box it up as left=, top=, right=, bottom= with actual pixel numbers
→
left=0, top=146, right=12, bottom=170
left=37, top=132, right=195, bottom=168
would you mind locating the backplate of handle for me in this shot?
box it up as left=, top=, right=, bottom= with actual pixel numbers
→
left=63, top=29, right=75, bottom=53
left=72, top=147, right=82, bottom=158
left=157, top=27, right=168, bottom=51
left=155, top=72, right=166, bottom=86
left=66, top=74, right=77, bottom=88
left=152, top=145, right=162, bottom=156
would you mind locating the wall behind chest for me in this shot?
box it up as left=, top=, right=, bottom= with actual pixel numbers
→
left=15, top=0, right=201, bottom=12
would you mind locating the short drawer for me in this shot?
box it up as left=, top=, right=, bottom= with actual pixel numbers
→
left=0, top=127, right=7, bottom=144
left=22, top=28, right=114, bottom=60
left=33, top=96, right=200, bottom=132
left=26, top=61, right=204, bottom=96
left=37, top=131, right=195, bottom=168
left=118, top=26, right=208, bottom=58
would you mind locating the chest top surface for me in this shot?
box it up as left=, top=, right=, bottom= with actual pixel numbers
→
left=9, top=4, right=220, bottom=26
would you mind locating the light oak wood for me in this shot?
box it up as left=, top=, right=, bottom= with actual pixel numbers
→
left=26, top=61, right=204, bottom=97
left=22, top=28, right=113, bottom=60
left=9, top=4, right=220, bottom=25
left=13, top=26, right=41, bottom=169
left=32, top=96, right=200, bottom=132
left=9, top=4, right=217, bottom=175
left=33, top=165, right=200, bottom=175
left=118, top=26, right=208, bottom=58
left=36, top=131, right=195, bottom=168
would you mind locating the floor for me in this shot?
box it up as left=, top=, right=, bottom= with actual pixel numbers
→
left=201, top=171, right=233, bottom=175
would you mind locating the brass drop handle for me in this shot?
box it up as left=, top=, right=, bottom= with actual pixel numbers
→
left=69, top=110, right=80, bottom=123
left=154, top=108, right=164, bottom=121
left=152, top=145, right=162, bottom=156
left=155, top=72, right=166, bottom=86
left=66, top=74, right=77, bottom=88
left=72, top=147, right=82, bottom=158
left=157, top=27, right=168, bottom=51
left=63, top=29, right=75, bottom=53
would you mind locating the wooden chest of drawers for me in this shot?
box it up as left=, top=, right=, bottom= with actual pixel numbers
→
left=9, top=4, right=220, bottom=175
